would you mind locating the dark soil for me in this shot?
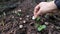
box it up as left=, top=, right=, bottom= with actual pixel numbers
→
left=0, top=0, right=60, bottom=34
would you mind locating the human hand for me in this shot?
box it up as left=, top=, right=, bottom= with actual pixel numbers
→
left=34, top=1, right=57, bottom=18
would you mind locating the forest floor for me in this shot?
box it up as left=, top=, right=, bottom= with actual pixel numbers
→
left=0, top=0, right=60, bottom=34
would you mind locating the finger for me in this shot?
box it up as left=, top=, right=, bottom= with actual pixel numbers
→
left=34, top=9, right=41, bottom=18
left=34, top=5, right=40, bottom=16
left=37, top=9, right=43, bottom=16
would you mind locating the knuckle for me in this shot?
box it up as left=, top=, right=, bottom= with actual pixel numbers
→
left=34, top=7, right=37, bottom=10
left=35, top=5, right=39, bottom=9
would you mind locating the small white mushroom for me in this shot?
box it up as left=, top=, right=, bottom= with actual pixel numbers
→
left=23, top=20, right=26, bottom=23
left=51, top=26, right=54, bottom=28
left=45, top=22, right=49, bottom=25
left=55, top=26, right=60, bottom=29
left=20, top=18, right=22, bottom=20
left=26, top=15, right=29, bottom=18
left=18, top=9, right=21, bottom=12
left=12, top=16, right=14, bottom=18
left=3, top=12, right=6, bottom=16
left=11, top=31, right=13, bottom=33
left=15, top=11, right=18, bottom=13
left=32, top=16, right=36, bottom=20
left=19, top=25, right=23, bottom=28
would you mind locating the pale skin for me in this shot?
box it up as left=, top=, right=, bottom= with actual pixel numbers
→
left=34, top=1, right=57, bottom=18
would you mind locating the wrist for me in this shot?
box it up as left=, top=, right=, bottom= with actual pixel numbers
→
left=49, top=1, right=57, bottom=10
